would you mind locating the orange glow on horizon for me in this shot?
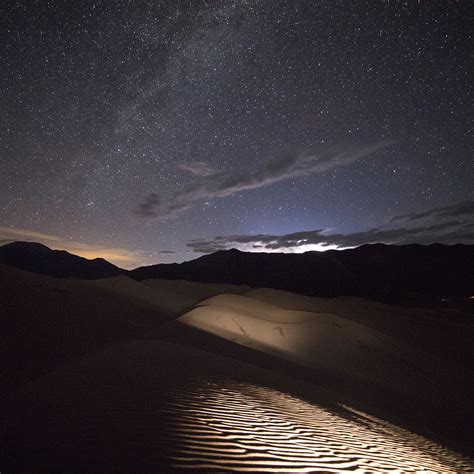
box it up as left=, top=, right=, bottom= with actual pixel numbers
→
left=0, top=225, right=154, bottom=269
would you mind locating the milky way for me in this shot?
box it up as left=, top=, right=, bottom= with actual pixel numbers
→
left=1, top=1, right=472, bottom=267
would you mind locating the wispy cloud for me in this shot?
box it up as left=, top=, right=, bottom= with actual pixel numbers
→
left=186, top=201, right=474, bottom=254
left=137, top=142, right=391, bottom=219
left=0, top=226, right=155, bottom=269
left=391, top=200, right=474, bottom=222
left=177, top=161, right=217, bottom=176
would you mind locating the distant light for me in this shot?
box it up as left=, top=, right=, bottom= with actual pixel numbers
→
left=288, top=243, right=346, bottom=252
left=234, top=242, right=351, bottom=253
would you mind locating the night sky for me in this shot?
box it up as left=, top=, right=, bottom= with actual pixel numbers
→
left=1, top=1, right=472, bottom=268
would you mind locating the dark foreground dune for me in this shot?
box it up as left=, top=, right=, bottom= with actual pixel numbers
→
left=2, top=340, right=473, bottom=473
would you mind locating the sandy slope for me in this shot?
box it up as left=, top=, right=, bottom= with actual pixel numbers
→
left=2, top=264, right=473, bottom=470
left=92, top=275, right=249, bottom=315
left=141, top=278, right=250, bottom=312
left=89, top=275, right=190, bottom=314
left=0, top=265, right=248, bottom=392
left=0, top=265, right=168, bottom=391
left=179, top=293, right=474, bottom=412
left=2, top=340, right=472, bottom=473
left=247, top=287, right=474, bottom=367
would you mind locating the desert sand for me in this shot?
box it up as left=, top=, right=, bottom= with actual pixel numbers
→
left=179, top=293, right=474, bottom=427
left=180, top=293, right=454, bottom=386
left=247, top=287, right=474, bottom=367
left=92, top=274, right=249, bottom=315
left=1, top=263, right=473, bottom=472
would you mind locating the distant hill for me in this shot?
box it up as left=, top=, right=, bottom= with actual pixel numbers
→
left=0, top=241, right=124, bottom=279
left=130, top=244, right=474, bottom=305
left=1, top=241, right=473, bottom=304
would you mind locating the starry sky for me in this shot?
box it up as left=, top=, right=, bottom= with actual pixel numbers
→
left=1, top=0, right=472, bottom=268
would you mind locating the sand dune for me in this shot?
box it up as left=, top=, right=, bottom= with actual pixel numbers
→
left=179, top=293, right=474, bottom=410
left=0, top=265, right=168, bottom=392
left=90, top=275, right=192, bottom=315
left=2, top=264, right=473, bottom=470
left=0, top=266, right=249, bottom=393
left=2, top=340, right=472, bottom=473
left=141, top=278, right=250, bottom=313
left=92, top=275, right=249, bottom=315
left=247, top=287, right=474, bottom=367
left=194, top=293, right=315, bottom=323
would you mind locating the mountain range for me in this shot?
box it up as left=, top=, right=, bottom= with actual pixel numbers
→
left=1, top=240, right=473, bottom=305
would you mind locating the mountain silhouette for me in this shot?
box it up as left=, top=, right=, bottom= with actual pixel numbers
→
left=0, top=241, right=123, bottom=279
left=1, top=241, right=473, bottom=304
left=131, top=244, right=474, bottom=305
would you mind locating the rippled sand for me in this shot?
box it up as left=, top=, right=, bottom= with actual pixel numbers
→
left=158, top=378, right=471, bottom=472
left=2, top=341, right=472, bottom=472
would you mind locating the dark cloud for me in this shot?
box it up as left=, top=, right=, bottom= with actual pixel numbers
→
left=158, top=250, right=175, bottom=254
left=136, top=193, right=160, bottom=217
left=137, top=142, right=390, bottom=219
left=187, top=220, right=474, bottom=254
left=391, top=200, right=474, bottom=222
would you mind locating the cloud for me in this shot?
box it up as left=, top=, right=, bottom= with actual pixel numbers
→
left=0, top=226, right=154, bottom=269
left=391, top=200, right=474, bottom=222
left=158, top=250, right=176, bottom=254
left=177, top=161, right=216, bottom=176
left=136, top=193, right=160, bottom=217
left=186, top=218, right=474, bottom=254
left=137, top=142, right=391, bottom=219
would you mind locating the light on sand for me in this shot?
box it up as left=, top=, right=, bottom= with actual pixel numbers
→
left=166, top=378, right=470, bottom=472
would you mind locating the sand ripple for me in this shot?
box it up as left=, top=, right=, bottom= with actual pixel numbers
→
left=158, top=378, right=472, bottom=473
left=3, top=342, right=472, bottom=473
